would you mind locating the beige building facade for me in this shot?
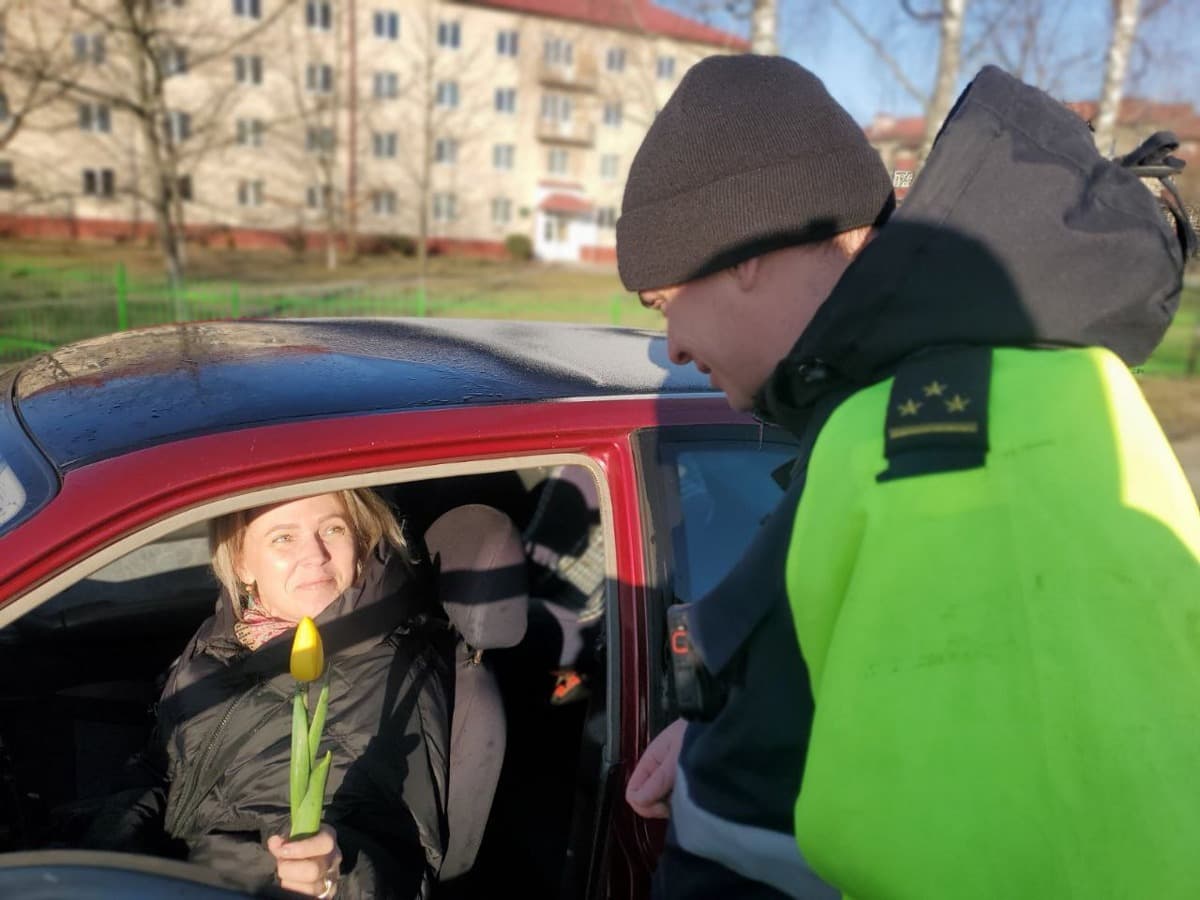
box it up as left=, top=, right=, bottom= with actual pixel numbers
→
left=0, top=0, right=745, bottom=262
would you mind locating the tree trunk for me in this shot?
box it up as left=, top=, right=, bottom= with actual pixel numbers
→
left=345, top=0, right=359, bottom=259
left=417, top=12, right=435, bottom=300
left=1094, top=0, right=1140, bottom=155
left=750, top=0, right=777, bottom=55
left=124, top=0, right=186, bottom=303
left=917, top=0, right=967, bottom=165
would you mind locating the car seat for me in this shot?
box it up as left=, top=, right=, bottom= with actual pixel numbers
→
left=423, top=504, right=529, bottom=882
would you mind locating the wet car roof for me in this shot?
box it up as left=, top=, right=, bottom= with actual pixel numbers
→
left=11, top=318, right=712, bottom=470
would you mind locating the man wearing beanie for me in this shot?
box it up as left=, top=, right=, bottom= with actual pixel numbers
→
left=621, top=55, right=1200, bottom=900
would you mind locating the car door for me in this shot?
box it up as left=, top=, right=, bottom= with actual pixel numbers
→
left=625, top=423, right=801, bottom=873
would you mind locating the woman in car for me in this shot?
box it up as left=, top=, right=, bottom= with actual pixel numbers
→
left=89, top=488, right=451, bottom=898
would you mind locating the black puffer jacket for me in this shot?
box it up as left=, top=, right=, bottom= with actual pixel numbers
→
left=149, top=544, right=451, bottom=898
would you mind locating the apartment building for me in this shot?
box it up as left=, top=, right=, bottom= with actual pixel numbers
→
left=0, top=0, right=745, bottom=263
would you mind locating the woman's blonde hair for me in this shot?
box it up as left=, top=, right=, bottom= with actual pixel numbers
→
left=209, top=488, right=406, bottom=618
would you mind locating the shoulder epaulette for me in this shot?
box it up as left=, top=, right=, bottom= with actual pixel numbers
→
left=877, top=346, right=992, bottom=483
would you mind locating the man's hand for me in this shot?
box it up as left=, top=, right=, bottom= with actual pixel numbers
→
left=625, top=717, right=687, bottom=819
left=267, top=824, right=342, bottom=897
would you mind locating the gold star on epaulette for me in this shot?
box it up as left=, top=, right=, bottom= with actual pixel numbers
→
left=945, top=394, right=970, bottom=413
left=898, top=398, right=922, bottom=417
left=922, top=380, right=946, bottom=397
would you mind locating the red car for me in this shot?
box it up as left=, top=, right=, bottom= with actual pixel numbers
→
left=0, top=318, right=799, bottom=898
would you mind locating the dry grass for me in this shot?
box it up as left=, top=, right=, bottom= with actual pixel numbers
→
left=1139, top=376, right=1200, bottom=440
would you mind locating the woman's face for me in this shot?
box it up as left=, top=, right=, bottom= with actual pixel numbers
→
left=235, top=493, right=359, bottom=623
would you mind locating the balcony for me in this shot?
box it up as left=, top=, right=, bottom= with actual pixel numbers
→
left=537, top=57, right=599, bottom=92
left=536, top=117, right=595, bottom=147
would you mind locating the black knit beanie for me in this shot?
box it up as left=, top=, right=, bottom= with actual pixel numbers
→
left=617, top=54, right=895, bottom=292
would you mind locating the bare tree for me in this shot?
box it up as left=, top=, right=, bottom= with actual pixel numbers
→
left=387, top=1, right=499, bottom=291
left=0, top=3, right=85, bottom=150
left=0, top=0, right=296, bottom=289
left=830, top=0, right=968, bottom=165
left=750, top=0, right=777, bottom=54
left=674, top=0, right=777, bottom=53
left=273, top=5, right=343, bottom=271
left=1094, top=0, right=1141, bottom=155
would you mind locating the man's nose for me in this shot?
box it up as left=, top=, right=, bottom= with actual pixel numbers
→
left=667, top=338, right=692, bottom=366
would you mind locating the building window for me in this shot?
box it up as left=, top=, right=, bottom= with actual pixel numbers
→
left=437, top=20, right=460, bottom=49
left=372, top=131, right=397, bottom=158
left=306, top=126, right=335, bottom=154
left=656, top=55, right=675, bottom=80
left=78, top=102, right=112, bottom=133
left=543, top=37, right=572, bottom=66
left=434, top=137, right=457, bottom=164
left=72, top=33, right=105, bottom=65
left=236, top=117, right=264, bottom=146
left=596, top=206, right=617, bottom=228
left=165, top=110, right=191, bottom=143
left=496, top=29, right=518, bottom=57
left=547, top=147, right=568, bottom=175
left=238, top=179, right=264, bottom=206
left=541, top=93, right=571, bottom=122
left=82, top=167, right=116, bottom=198
left=234, top=54, right=263, bottom=84
left=373, top=10, right=399, bottom=39
left=602, top=101, right=622, bottom=127
left=600, top=153, right=619, bottom=180
left=233, top=0, right=261, bottom=18
left=373, top=71, right=398, bottom=99
left=163, top=174, right=193, bottom=202
left=432, top=191, right=457, bottom=222
left=306, top=184, right=329, bottom=209
left=491, top=196, right=511, bottom=225
left=492, top=143, right=514, bottom=171
left=606, top=46, right=625, bottom=72
left=435, top=80, right=458, bottom=109
left=0, top=161, right=16, bottom=191
left=161, top=44, right=188, bottom=75
left=371, top=189, right=396, bottom=215
left=306, top=63, right=334, bottom=93
left=494, top=87, right=516, bottom=114
left=306, top=1, right=332, bottom=30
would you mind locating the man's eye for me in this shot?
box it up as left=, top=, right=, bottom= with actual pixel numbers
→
left=324, top=524, right=347, bottom=536
left=271, top=533, right=294, bottom=544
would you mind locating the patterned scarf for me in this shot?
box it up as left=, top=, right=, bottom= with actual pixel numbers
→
left=233, top=595, right=295, bottom=651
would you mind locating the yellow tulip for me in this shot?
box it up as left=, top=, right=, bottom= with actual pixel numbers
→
left=289, top=616, right=325, bottom=683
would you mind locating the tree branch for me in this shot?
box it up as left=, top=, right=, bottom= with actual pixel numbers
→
left=831, top=0, right=930, bottom=106
left=900, top=0, right=943, bottom=22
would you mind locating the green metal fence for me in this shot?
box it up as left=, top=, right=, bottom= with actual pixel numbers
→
left=2, top=260, right=1198, bottom=376
left=0, top=261, right=642, bottom=368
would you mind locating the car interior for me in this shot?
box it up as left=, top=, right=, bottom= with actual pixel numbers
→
left=0, top=461, right=611, bottom=899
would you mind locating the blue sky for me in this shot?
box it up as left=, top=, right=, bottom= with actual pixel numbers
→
left=667, top=0, right=1200, bottom=125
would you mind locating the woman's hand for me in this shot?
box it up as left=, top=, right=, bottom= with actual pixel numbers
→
left=625, top=717, right=687, bottom=819
left=267, top=823, right=342, bottom=897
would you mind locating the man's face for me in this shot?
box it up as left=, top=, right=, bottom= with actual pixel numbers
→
left=640, top=270, right=785, bottom=411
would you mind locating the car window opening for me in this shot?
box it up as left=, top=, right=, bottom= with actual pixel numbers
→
left=0, top=462, right=611, bottom=897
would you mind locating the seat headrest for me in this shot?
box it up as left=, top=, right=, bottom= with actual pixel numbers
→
left=424, top=504, right=529, bottom=650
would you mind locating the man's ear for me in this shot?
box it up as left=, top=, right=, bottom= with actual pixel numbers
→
left=731, top=256, right=761, bottom=292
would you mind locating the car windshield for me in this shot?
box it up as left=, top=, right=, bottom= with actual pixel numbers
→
left=0, top=454, right=29, bottom=530
left=0, top=400, right=57, bottom=537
